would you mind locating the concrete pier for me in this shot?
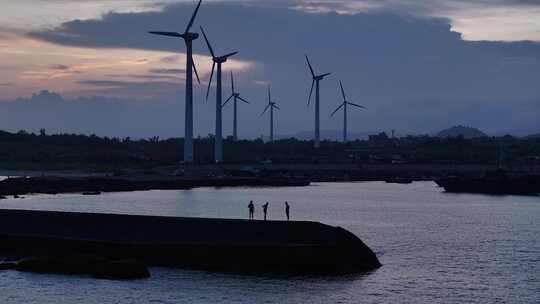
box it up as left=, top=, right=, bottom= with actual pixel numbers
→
left=0, top=209, right=381, bottom=273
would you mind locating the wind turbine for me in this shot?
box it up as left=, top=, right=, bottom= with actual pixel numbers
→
left=149, top=0, right=202, bottom=163
left=260, top=86, right=280, bottom=142
left=305, top=54, right=331, bottom=148
left=223, top=71, right=250, bottom=141
left=331, top=81, right=366, bottom=142
left=200, top=26, right=238, bottom=163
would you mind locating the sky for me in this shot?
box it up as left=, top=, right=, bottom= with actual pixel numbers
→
left=0, top=0, right=539, bottom=138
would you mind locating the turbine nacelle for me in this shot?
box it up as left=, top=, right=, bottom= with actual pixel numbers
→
left=305, top=54, right=331, bottom=106
left=182, top=32, right=200, bottom=41
left=201, top=25, right=238, bottom=101
left=149, top=0, right=202, bottom=42
left=149, top=31, right=199, bottom=41
left=223, top=72, right=250, bottom=107
left=213, top=52, right=238, bottom=63
left=314, top=73, right=331, bottom=81
left=147, top=0, right=203, bottom=163
left=331, top=81, right=366, bottom=117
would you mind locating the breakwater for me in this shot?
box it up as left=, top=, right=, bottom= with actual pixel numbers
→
left=0, top=209, right=381, bottom=273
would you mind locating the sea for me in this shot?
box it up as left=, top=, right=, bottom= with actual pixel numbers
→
left=0, top=181, right=539, bottom=304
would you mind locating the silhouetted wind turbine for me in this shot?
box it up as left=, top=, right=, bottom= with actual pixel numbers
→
left=200, top=26, right=238, bottom=163
left=149, top=0, right=202, bottom=163
left=331, top=81, right=366, bottom=142
left=223, top=71, right=250, bottom=141
left=306, top=54, right=331, bottom=148
left=260, top=86, right=280, bottom=142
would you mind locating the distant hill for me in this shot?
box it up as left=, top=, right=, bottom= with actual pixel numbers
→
left=526, top=133, right=540, bottom=139
left=436, top=126, right=488, bottom=139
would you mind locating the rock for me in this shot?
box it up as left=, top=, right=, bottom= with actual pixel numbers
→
left=93, top=259, right=150, bottom=280
left=0, top=262, right=17, bottom=270
left=14, top=256, right=150, bottom=280
left=15, top=255, right=107, bottom=275
left=82, top=191, right=102, bottom=195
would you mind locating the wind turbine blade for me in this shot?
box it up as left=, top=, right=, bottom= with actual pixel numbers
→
left=339, top=80, right=347, bottom=102
left=191, top=56, right=201, bottom=84
left=185, top=0, right=202, bottom=34
left=330, top=103, right=344, bottom=117
left=230, top=71, right=235, bottom=94
left=348, top=102, right=366, bottom=109
left=260, top=104, right=271, bottom=116
left=307, top=79, right=315, bottom=106
left=273, top=104, right=281, bottom=110
left=238, top=96, right=250, bottom=104
left=305, top=54, right=315, bottom=77
left=205, top=62, right=215, bottom=101
left=320, top=72, right=331, bottom=78
left=268, top=86, right=271, bottom=103
left=223, top=94, right=234, bottom=107
left=149, top=31, right=183, bottom=37
left=223, top=51, right=238, bottom=59
left=200, top=26, right=215, bottom=58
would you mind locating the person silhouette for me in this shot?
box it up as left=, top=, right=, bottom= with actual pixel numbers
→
left=248, top=200, right=255, bottom=220
left=262, top=202, right=269, bottom=221
left=285, top=201, right=290, bottom=221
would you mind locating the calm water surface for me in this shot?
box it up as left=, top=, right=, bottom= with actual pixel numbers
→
left=1, top=182, right=539, bottom=303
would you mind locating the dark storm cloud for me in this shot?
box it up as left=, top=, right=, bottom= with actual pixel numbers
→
left=20, top=2, right=540, bottom=136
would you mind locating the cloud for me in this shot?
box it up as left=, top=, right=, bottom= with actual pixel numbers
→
left=3, top=2, right=540, bottom=136
left=3, top=0, right=540, bottom=41
left=150, top=68, right=186, bottom=74
left=76, top=79, right=183, bottom=98
left=50, top=64, right=70, bottom=70
left=160, top=55, right=181, bottom=63
left=107, top=73, right=182, bottom=81
left=0, top=90, right=187, bottom=138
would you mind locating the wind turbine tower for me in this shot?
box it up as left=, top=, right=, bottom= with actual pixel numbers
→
left=261, top=86, right=280, bottom=142
left=330, top=81, right=366, bottom=142
left=223, top=71, right=250, bottom=141
left=305, top=54, right=331, bottom=148
left=200, top=26, right=238, bottom=163
left=149, top=0, right=202, bottom=163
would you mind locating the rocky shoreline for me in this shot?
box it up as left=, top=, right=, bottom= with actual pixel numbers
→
left=0, top=175, right=310, bottom=196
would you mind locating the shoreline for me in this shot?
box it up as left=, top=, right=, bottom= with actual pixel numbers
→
left=2, top=163, right=532, bottom=196
left=0, top=175, right=311, bottom=196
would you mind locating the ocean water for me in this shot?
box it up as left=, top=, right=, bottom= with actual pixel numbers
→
left=0, top=182, right=539, bottom=304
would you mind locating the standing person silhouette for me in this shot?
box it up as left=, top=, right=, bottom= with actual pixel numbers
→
left=262, top=202, right=269, bottom=221
left=248, top=200, right=255, bottom=220
left=285, top=201, right=290, bottom=221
